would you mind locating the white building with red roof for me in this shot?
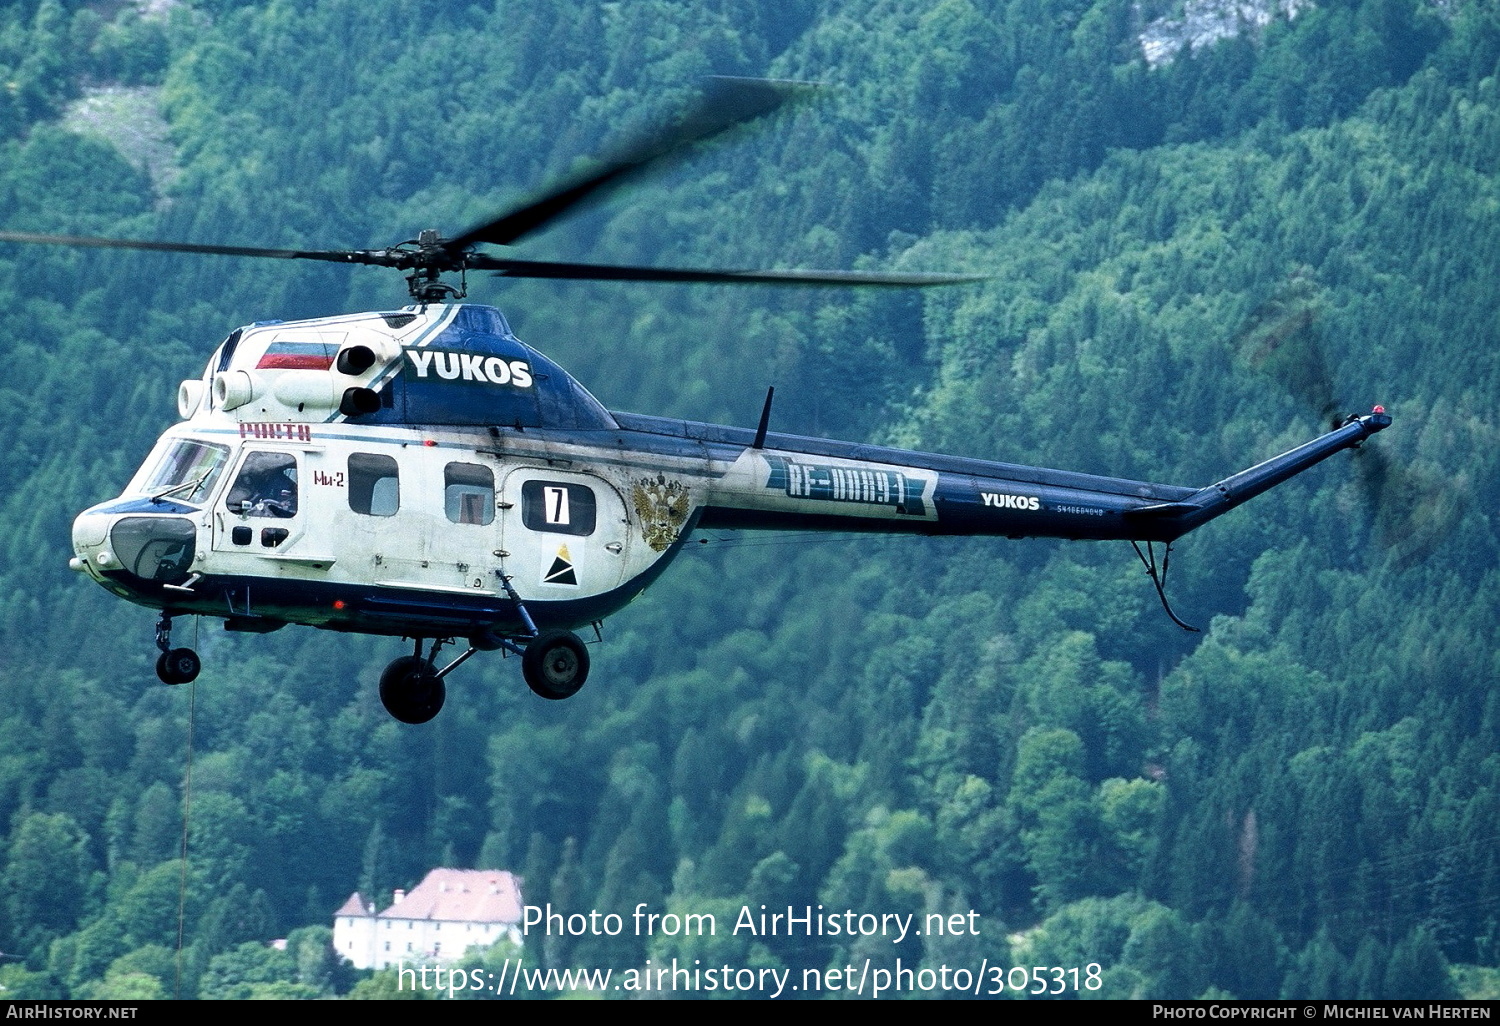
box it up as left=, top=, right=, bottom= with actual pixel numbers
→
left=333, top=869, right=524, bottom=970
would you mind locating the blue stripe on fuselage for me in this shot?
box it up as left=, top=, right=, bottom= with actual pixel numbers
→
left=101, top=508, right=702, bottom=638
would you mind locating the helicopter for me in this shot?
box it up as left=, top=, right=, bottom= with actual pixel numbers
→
left=12, top=79, right=1389, bottom=723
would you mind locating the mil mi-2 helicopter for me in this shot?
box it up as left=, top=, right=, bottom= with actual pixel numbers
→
left=11, top=79, right=1389, bottom=723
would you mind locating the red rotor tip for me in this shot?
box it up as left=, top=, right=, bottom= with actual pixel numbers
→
left=1372, top=405, right=1385, bottom=414
left=423, top=439, right=437, bottom=447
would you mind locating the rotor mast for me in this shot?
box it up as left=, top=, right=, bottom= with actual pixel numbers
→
left=404, top=230, right=467, bottom=304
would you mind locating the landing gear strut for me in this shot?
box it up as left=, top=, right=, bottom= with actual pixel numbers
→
left=494, top=575, right=590, bottom=700
left=375, top=626, right=595, bottom=720
left=154, top=613, right=201, bottom=685
left=376, top=576, right=598, bottom=721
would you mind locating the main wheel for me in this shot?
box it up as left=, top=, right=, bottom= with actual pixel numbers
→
left=522, top=630, right=590, bottom=700
left=379, top=655, right=446, bottom=724
left=156, top=647, right=201, bottom=685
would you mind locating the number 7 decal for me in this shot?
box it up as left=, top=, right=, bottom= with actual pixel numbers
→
left=543, top=486, right=570, bottom=525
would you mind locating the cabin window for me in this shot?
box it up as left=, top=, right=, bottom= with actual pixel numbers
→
left=141, top=439, right=229, bottom=504
left=445, top=463, right=494, bottom=525
left=349, top=453, right=399, bottom=516
left=521, top=480, right=597, bottom=536
left=224, top=451, right=298, bottom=518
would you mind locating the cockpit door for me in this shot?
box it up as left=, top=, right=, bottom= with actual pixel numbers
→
left=212, top=448, right=308, bottom=556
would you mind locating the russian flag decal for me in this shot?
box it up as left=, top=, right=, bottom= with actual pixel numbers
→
left=257, top=339, right=338, bottom=370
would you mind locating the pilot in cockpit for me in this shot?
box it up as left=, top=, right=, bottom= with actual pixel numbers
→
left=226, top=452, right=298, bottom=518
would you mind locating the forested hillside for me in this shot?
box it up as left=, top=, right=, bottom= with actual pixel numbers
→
left=0, top=0, right=1496, bottom=1000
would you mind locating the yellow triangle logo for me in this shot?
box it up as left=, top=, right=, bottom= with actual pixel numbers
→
left=544, top=545, right=577, bottom=586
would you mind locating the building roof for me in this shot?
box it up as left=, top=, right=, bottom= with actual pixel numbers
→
left=380, top=869, right=523, bottom=925
left=335, top=891, right=373, bottom=917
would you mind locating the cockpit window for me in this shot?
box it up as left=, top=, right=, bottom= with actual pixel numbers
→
left=225, top=451, right=299, bottom=518
left=141, top=440, right=229, bottom=505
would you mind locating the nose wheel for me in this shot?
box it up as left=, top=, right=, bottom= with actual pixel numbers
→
left=156, top=648, right=201, bottom=685
left=154, top=614, right=201, bottom=685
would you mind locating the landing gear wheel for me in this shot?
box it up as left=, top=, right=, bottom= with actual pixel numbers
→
left=156, top=647, right=200, bottom=685
left=522, top=630, right=590, bottom=700
left=379, top=655, right=446, bottom=724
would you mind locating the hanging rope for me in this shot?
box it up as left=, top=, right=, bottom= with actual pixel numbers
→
left=173, top=619, right=200, bottom=1000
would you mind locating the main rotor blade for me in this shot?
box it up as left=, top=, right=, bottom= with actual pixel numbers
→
left=0, top=230, right=392, bottom=265
left=445, top=77, right=808, bottom=252
left=474, top=255, right=986, bottom=287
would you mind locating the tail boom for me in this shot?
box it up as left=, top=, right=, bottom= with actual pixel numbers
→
left=633, top=408, right=1392, bottom=544
left=1139, top=409, right=1393, bottom=541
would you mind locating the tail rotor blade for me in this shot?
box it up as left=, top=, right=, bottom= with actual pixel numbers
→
left=1234, top=278, right=1461, bottom=562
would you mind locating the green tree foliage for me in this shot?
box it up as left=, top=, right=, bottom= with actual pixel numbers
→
left=196, top=940, right=301, bottom=1001
left=2, top=812, right=92, bottom=960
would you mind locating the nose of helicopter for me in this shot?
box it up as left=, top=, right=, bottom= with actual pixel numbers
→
left=70, top=505, right=198, bottom=588
left=70, top=506, right=115, bottom=578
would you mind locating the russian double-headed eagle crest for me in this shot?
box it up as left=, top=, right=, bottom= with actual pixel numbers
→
left=632, top=475, right=690, bottom=552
